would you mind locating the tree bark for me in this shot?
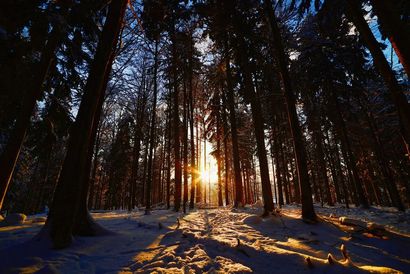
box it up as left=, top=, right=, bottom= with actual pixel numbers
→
left=171, top=31, right=182, bottom=212
left=234, top=42, right=274, bottom=213
left=370, top=0, right=410, bottom=77
left=216, top=95, right=224, bottom=207
left=263, top=0, right=316, bottom=221
left=272, top=114, right=284, bottom=206
left=306, top=102, right=333, bottom=206
left=43, top=0, right=127, bottom=248
left=221, top=91, right=231, bottom=206
left=188, top=37, right=197, bottom=209
left=87, top=119, right=102, bottom=210
left=195, top=117, right=202, bottom=203
left=145, top=39, right=159, bottom=214
left=224, top=52, right=244, bottom=207
left=129, top=77, right=148, bottom=210
left=166, top=95, right=172, bottom=209
left=73, top=51, right=115, bottom=236
left=182, top=72, right=189, bottom=213
left=328, top=90, right=368, bottom=208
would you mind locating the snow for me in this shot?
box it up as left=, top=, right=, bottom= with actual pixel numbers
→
left=0, top=206, right=409, bottom=273
left=1, top=213, right=27, bottom=226
left=284, top=204, right=410, bottom=235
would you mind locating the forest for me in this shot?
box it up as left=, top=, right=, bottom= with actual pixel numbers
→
left=0, top=0, right=409, bottom=273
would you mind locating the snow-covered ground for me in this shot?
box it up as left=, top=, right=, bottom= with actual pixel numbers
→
left=294, top=203, right=410, bottom=235
left=0, top=205, right=409, bottom=273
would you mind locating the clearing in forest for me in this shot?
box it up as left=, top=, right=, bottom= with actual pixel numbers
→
left=0, top=206, right=409, bottom=273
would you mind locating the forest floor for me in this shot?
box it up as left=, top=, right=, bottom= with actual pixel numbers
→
left=0, top=204, right=409, bottom=273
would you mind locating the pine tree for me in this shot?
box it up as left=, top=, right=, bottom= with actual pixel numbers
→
left=43, top=0, right=128, bottom=248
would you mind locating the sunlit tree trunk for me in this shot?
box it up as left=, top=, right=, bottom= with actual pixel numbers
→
left=370, top=0, right=410, bottom=77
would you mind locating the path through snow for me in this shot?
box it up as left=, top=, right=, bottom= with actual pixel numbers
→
left=0, top=207, right=409, bottom=273
left=126, top=208, right=409, bottom=273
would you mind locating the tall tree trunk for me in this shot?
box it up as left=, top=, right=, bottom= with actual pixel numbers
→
left=87, top=120, right=102, bottom=210
left=269, top=140, right=279, bottom=206
left=203, top=119, right=207, bottom=204
left=330, top=130, right=350, bottom=208
left=360, top=101, right=405, bottom=210
left=172, top=31, right=182, bottom=212
left=231, top=11, right=274, bottom=212
left=216, top=96, right=223, bottom=207
left=370, top=0, right=410, bottom=77
left=72, top=54, right=113, bottom=236
left=279, top=139, right=290, bottom=204
left=129, top=73, right=148, bottom=210
left=141, top=131, right=150, bottom=205
left=145, top=39, right=159, bottom=214
left=224, top=49, right=244, bottom=207
left=330, top=90, right=369, bottom=208
left=263, top=0, right=316, bottom=221
left=221, top=91, right=231, bottom=206
left=323, top=130, right=342, bottom=204
left=306, top=102, right=333, bottom=206
left=195, top=119, right=202, bottom=203
left=188, top=46, right=197, bottom=209
left=272, top=115, right=284, bottom=206
left=346, top=0, right=410, bottom=158
left=242, top=162, right=249, bottom=204
left=182, top=75, right=189, bottom=213
left=166, top=96, right=172, bottom=209
left=43, top=0, right=127, bottom=248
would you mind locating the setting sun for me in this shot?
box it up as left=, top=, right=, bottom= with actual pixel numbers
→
left=199, top=141, right=219, bottom=186
left=199, top=165, right=218, bottom=184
